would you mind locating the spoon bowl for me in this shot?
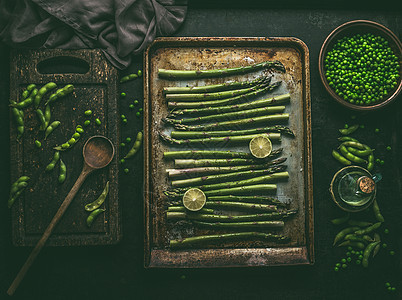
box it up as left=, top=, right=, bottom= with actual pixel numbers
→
left=83, top=135, right=115, bottom=169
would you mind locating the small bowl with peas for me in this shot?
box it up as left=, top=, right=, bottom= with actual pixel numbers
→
left=319, top=20, right=402, bottom=111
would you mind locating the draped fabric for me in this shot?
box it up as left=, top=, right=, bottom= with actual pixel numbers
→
left=0, top=0, right=187, bottom=69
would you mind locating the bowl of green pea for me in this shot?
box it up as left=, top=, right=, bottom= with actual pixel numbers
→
left=319, top=20, right=402, bottom=111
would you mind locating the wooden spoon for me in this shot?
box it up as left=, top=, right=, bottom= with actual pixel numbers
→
left=7, top=135, right=115, bottom=296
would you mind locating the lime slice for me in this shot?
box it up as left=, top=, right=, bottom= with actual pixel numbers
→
left=182, top=188, right=206, bottom=211
left=249, top=135, right=272, bottom=158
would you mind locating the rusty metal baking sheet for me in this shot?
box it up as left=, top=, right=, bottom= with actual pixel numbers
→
left=144, top=37, right=313, bottom=267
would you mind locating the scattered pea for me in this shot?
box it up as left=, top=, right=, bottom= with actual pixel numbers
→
left=137, top=70, right=142, bottom=77
left=341, top=258, right=346, bottom=263
left=358, top=255, right=363, bottom=260
left=84, top=120, right=91, bottom=126
left=382, top=243, right=388, bottom=248
left=391, top=287, right=396, bottom=292
left=139, top=108, right=143, bottom=112
left=387, top=287, right=392, bottom=291
left=119, top=159, right=125, bottom=164
left=351, top=250, right=356, bottom=254
left=342, top=264, right=347, bottom=269
left=129, top=104, right=135, bottom=109
left=384, top=228, right=389, bottom=234
left=334, top=267, right=339, bottom=272
left=380, top=160, right=384, bottom=165
left=344, top=124, right=349, bottom=129
left=347, top=247, right=353, bottom=251
left=125, top=137, right=132, bottom=143
left=360, top=125, right=365, bottom=129
left=122, top=119, right=127, bottom=124
left=95, top=118, right=101, bottom=125
left=61, top=143, right=70, bottom=149
left=375, top=128, right=380, bottom=133
left=335, top=263, right=341, bottom=267
left=346, top=257, right=352, bottom=262
left=68, top=138, right=76, bottom=145
left=134, top=100, right=139, bottom=105
left=136, top=112, right=141, bottom=117
left=35, top=140, right=41, bottom=148
left=121, top=114, right=126, bottom=119
left=385, top=282, right=391, bottom=287
left=386, top=146, right=391, bottom=151
left=389, top=250, right=395, bottom=256
left=121, top=92, right=126, bottom=97
left=84, top=110, right=92, bottom=116
left=76, top=127, right=84, bottom=134
left=375, top=158, right=381, bottom=163
left=356, top=260, right=361, bottom=265
left=124, top=168, right=129, bottom=174
left=120, top=143, right=126, bottom=147
left=346, top=252, right=351, bottom=256
left=73, top=132, right=81, bottom=139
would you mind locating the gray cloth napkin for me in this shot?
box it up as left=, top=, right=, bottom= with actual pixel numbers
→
left=0, top=0, right=187, bottom=69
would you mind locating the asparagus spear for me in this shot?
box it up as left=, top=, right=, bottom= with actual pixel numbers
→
left=167, top=206, right=215, bottom=214
left=173, top=149, right=283, bottom=168
left=164, top=150, right=254, bottom=159
left=159, top=60, right=286, bottom=79
left=192, top=220, right=284, bottom=229
left=169, top=171, right=289, bottom=192
left=174, top=113, right=289, bottom=131
left=167, top=157, right=287, bottom=178
left=204, top=201, right=278, bottom=212
left=160, top=132, right=281, bottom=146
left=163, top=76, right=266, bottom=94
left=164, top=106, right=286, bottom=125
left=169, top=93, right=290, bottom=117
left=169, top=232, right=289, bottom=249
left=168, top=82, right=281, bottom=109
left=166, top=210, right=297, bottom=222
left=165, top=78, right=270, bottom=101
left=171, top=165, right=286, bottom=187
left=207, top=195, right=287, bottom=206
left=171, top=126, right=294, bottom=139
left=164, top=184, right=277, bottom=198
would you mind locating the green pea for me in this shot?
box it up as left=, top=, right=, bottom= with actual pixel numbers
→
left=95, top=118, right=101, bottom=125
left=68, top=138, right=76, bottom=145
left=84, top=120, right=91, bottom=126
left=356, top=260, right=361, bottom=265
left=84, top=110, right=92, bottom=116
left=122, top=119, right=127, bottom=124
left=389, top=250, right=395, bottom=256
left=121, top=114, right=126, bottom=119
left=341, top=258, right=346, bottom=263
left=76, top=127, right=84, bottom=134
left=335, top=263, right=341, bottom=267
left=73, top=132, right=81, bottom=139
left=120, top=143, right=126, bottom=147
left=385, top=282, right=391, bottom=287
left=342, top=264, right=347, bottom=269
left=134, top=100, right=139, bottom=105
left=125, top=137, right=131, bottom=143
left=124, top=168, right=129, bottom=174
left=346, top=251, right=351, bottom=256
left=387, top=287, right=392, bottom=292
left=334, top=267, right=339, bottom=272
left=120, top=92, right=126, bottom=97
left=129, top=104, right=135, bottom=109
left=391, top=287, right=396, bottom=291
left=380, top=160, right=384, bottom=165
left=386, top=146, right=391, bottom=151
left=375, top=128, right=380, bottom=133
left=137, top=70, right=142, bottom=76
left=119, top=159, right=125, bottom=164
left=61, top=143, right=70, bottom=149
left=35, top=140, right=42, bottom=148
left=382, top=243, right=387, bottom=248
left=346, top=257, right=352, bottom=262
left=139, top=108, right=143, bottom=112
left=136, top=112, right=141, bottom=117
left=384, top=228, right=389, bottom=234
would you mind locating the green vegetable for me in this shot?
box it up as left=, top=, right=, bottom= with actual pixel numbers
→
left=137, top=70, right=142, bottom=76
left=58, top=159, right=67, bottom=184
left=164, top=150, right=254, bottom=159
left=354, top=222, right=382, bottom=235
left=22, top=84, right=36, bottom=99
left=84, top=110, right=92, bottom=116
left=362, top=241, right=380, bottom=267
left=339, top=145, right=367, bottom=164
left=120, top=92, right=126, bottom=97
left=375, top=128, right=380, bottom=133
left=136, top=111, right=141, bottom=117
left=333, top=226, right=360, bottom=246
left=84, top=120, right=91, bottom=126
left=133, top=100, right=139, bottom=105
left=120, top=143, right=126, bottom=147
left=129, top=104, right=134, bottom=109
left=159, top=60, right=285, bottom=79
left=125, top=137, right=131, bottom=143
left=372, top=199, right=384, bottom=222
left=332, top=150, right=351, bottom=165
left=45, top=84, right=74, bottom=106
left=124, top=131, right=143, bottom=159
left=44, top=121, right=61, bottom=139
left=95, top=118, right=101, bottom=125
left=331, top=214, right=350, bottom=225
left=35, top=140, right=42, bottom=148
left=44, top=105, right=51, bottom=128
left=54, top=126, right=82, bottom=151
left=8, top=176, right=30, bottom=208
left=123, top=168, right=129, bottom=174
left=339, top=124, right=359, bottom=135
left=45, top=151, right=60, bottom=171
left=386, top=146, right=391, bottom=151
left=36, top=109, right=47, bottom=131
left=34, top=82, right=57, bottom=108
left=86, top=208, right=106, bottom=227
left=192, top=220, right=284, bottom=229
left=122, top=118, right=128, bottom=124
left=120, top=74, right=138, bottom=83
left=85, top=181, right=109, bottom=211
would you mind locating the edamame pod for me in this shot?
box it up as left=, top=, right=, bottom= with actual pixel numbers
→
left=34, top=82, right=57, bottom=108
left=337, top=240, right=365, bottom=249
left=44, top=105, right=51, bottom=128
left=372, top=199, right=384, bottom=223
left=347, top=147, right=373, bottom=157
left=367, top=153, right=375, bottom=171
left=85, top=181, right=109, bottom=211
left=8, top=188, right=25, bottom=209
left=8, top=176, right=30, bottom=208
left=45, top=84, right=74, bottom=106
left=10, top=96, right=33, bottom=109
left=45, top=151, right=60, bottom=171
left=333, top=226, right=360, bottom=246
left=124, top=131, right=143, bottom=159
left=339, top=124, right=359, bottom=135
left=373, top=233, right=381, bottom=257
left=58, top=159, right=66, bottom=183
left=86, top=208, right=106, bottom=227
left=22, top=84, right=36, bottom=99
left=362, top=241, right=380, bottom=267
left=44, top=121, right=61, bottom=139
left=354, top=222, right=382, bottom=235
left=332, top=150, right=351, bottom=166
left=339, top=145, right=367, bottom=164
left=338, top=136, right=358, bottom=142
left=330, top=214, right=350, bottom=225
left=54, top=126, right=82, bottom=151
left=347, top=220, right=372, bottom=227
left=36, top=109, right=47, bottom=131
left=11, top=106, right=24, bottom=139
left=120, top=73, right=138, bottom=83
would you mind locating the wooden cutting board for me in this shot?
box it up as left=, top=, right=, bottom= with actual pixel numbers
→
left=9, top=49, right=121, bottom=246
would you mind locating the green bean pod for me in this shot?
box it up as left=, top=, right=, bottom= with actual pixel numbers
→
left=86, top=208, right=106, bottom=227
left=45, top=151, right=60, bottom=171
left=22, top=84, right=36, bottom=99
left=8, top=176, right=30, bottom=208
left=339, top=145, right=367, bottom=164
left=362, top=241, right=380, bottom=267
left=10, top=96, right=33, bottom=109
left=124, top=131, right=143, bottom=159
left=45, top=84, right=74, bottom=106
left=347, top=147, right=372, bottom=157
left=341, top=141, right=366, bottom=150
left=11, top=106, right=24, bottom=139
left=120, top=73, right=138, bottom=83
left=44, top=121, right=61, bottom=139
left=8, top=188, right=25, bottom=209
left=333, top=226, right=360, bottom=246
left=347, top=220, right=372, bottom=227
left=372, top=233, right=381, bottom=257
left=343, top=234, right=368, bottom=244
left=34, top=82, right=57, bottom=108
left=338, top=136, right=358, bottom=142
left=367, top=153, right=375, bottom=171
left=44, top=105, right=51, bottom=128
left=339, top=124, right=359, bottom=135
left=58, top=159, right=67, bottom=184
left=54, top=127, right=82, bottom=151
left=362, top=235, right=375, bottom=242
left=354, top=222, right=382, bottom=235
left=337, top=240, right=365, bottom=249
left=331, top=213, right=350, bottom=225
left=372, top=199, right=384, bottom=222
left=85, top=181, right=109, bottom=211
left=332, top=150, right=352, bottom=166
left=36, top=109, right=47, bottom=131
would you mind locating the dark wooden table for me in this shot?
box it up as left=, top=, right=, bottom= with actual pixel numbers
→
left=1, top=2, right=401, bottom=299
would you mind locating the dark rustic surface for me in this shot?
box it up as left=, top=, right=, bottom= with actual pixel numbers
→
left=1, top=3, right=401, bottom=300
left=9, top=49, right=121, bottom=246
left=144, top=37, right=313, bottom=267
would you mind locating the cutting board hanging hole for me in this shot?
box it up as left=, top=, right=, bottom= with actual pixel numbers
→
left=37, top=56, right=90, bottom=75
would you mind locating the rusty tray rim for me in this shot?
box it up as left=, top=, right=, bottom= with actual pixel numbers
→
left=143, top=37, right=313, bottom=268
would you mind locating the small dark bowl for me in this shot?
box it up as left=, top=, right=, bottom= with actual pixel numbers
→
left=319, top=20, right=402, bottom=111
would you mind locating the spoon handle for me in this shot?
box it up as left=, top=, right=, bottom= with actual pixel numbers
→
left=7, top=164, right=93, bottom=296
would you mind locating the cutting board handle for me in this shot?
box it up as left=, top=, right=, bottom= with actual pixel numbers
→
left=36, top=55, right=90, bottom=75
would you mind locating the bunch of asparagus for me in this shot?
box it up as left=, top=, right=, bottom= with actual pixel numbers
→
left=158, top=60, right=296, bottom=249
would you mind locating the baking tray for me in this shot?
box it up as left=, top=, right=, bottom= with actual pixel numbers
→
left=144, top=37, right=313, bottom=267
left=9, top=49, right=121, bottom=246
